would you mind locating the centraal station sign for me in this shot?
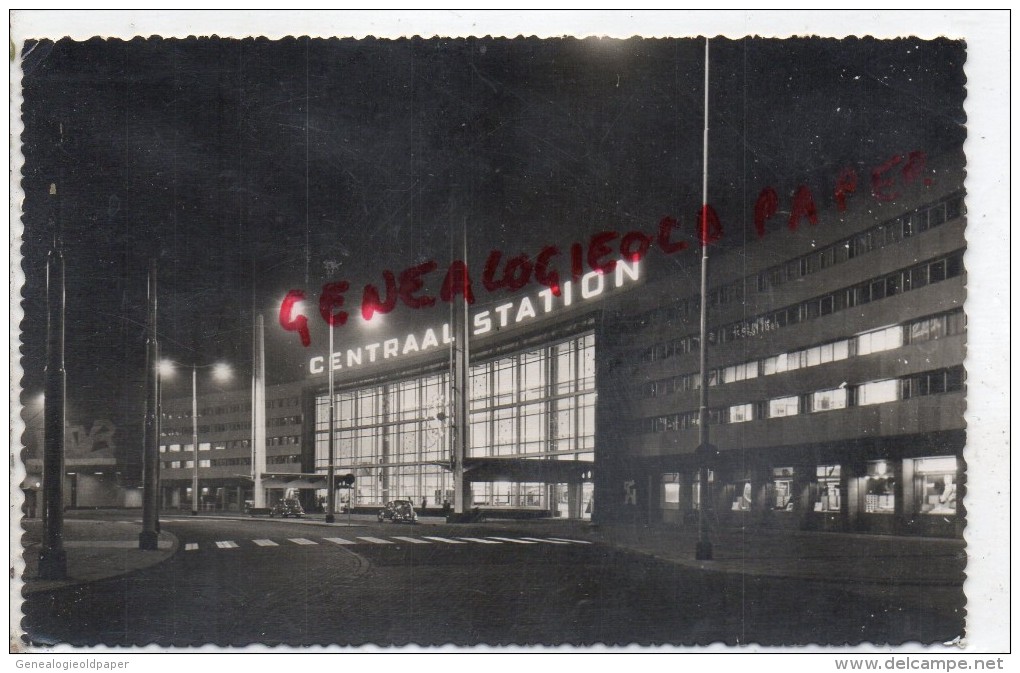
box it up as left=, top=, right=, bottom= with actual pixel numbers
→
left=307, top=259, right=640, bottom=375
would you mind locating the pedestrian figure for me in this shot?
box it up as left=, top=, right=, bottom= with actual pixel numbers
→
left=421, top=497, right=427, bottom=513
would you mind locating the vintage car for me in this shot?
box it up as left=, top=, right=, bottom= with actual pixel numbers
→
left=270, top=498, right=304, bottom=518
left=378, top=499, right=418, bottom=524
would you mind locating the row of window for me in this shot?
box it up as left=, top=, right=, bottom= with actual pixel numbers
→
left=161, top=421, right=249, bottom=437
left=267, top=455, right=301, bottom=465
left=162, top=397, right=300, bottom=421
left=640, top=309, right=965, bottom=398
left=755, top=195, right=963, bottom=293
left=628, top=194, right=963, bottom=334
left=640, top=249, right=965, bottom=363
left=662, top=455, right=958, bottom=518
left=643, top=366, right=964, bottom=433
left=269, top=415, right=302, bottom=427
left=160, top=439, right=256, bottom=452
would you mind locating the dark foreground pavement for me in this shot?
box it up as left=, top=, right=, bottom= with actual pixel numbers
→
left=15, top=511, right=966, bottom=647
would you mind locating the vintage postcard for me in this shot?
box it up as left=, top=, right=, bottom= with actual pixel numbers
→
left=10, top=10, right=1010, bottom=658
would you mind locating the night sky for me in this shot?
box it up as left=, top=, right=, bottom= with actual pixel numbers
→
left=17, top=36, right=966, bottom=465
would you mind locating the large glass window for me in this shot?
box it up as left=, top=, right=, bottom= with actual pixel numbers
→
left=661, top=473, right=680, bottom=509
left=857, top=325, right=903, bottom=355
left=858, top=379, right=900, bottom=406
left=913, top=456, right=958, bottom=516
left=863, top=460, right=896, bottom=514
left=729, top=403, right=753, bottom=423
left=814, top=464, right=841, bottom=513
left=812, top=388, right=847, bottom=412
left=768, top=396, right=799, bottom=418
left=772, top=467, right=795, bottom=510
left=315, top=332, right=595, bottom=507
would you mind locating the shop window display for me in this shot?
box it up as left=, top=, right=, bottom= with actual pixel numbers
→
left=661, top=473, right=680, bottom=508
left=814, top=464, right=841, bottom=512
left=864, top=460, right=896, bottom=514
left=913, top=456, right=958, bottom=516
left=772, top=467, right=795, bottom=510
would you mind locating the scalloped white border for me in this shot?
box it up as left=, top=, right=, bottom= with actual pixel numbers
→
left=8, top=9, right=1011, bottom=662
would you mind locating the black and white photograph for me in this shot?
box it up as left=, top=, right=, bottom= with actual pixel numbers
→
left=10, top=10, right=1010, bottom=659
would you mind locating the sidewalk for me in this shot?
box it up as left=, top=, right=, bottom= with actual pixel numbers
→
left=17, top=518, right=178, bottom=595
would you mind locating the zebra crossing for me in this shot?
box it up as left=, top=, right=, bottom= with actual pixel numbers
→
left=183, top=534, right=592, bottom=552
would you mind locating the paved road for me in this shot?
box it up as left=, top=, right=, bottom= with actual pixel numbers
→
left=20, top=516, right=965, bottom=647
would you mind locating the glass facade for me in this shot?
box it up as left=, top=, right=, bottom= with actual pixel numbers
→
left=315, top=333, right=596, bottom=508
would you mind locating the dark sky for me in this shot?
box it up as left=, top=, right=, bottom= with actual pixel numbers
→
left=17, top=36, right=966, bottom=461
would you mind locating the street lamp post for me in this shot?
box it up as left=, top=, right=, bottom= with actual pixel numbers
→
left=695, top=37, right=714, bottom=561
left=191, top=365, right=199, bottom=515
left=325, top=320, right=336, bottom=524
left=160, top=359, right=231, bottom=516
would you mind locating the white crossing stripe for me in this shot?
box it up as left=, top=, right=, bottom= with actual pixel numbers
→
left=521, top=537, right=569, bottom=544
left=486, top=536, right=537, bottom=544
left=215, top=541, right=239, bottom=549
left=391, top=536, right=431, bottom=544
left=357, top=536, right=394, bottom=544
left=324, top=537, right=356, bottom=545
left=185, top=543, right=198, bottom=551
left=252, top=539, right=278, bottom=547
left=422, top=536, right=466, bottom=544
left=546, top=537, right=593, bottom=545
left=288, top=538, right=317, bottom=545
left=457, top=537, right=502, bottom=544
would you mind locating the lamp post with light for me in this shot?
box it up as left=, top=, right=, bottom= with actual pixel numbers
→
left=160, top=359, right=232, bottom=515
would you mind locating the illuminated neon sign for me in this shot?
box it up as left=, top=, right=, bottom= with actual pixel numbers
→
left=308, top=260, right=640, bottom=375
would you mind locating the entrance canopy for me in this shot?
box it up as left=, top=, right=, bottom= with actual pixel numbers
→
left=261, top=472, right=331, bottom=490
left=464, top=458, right=593, bottom=484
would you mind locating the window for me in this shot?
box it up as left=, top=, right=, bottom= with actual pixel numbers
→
left=811, top=388, right=847, bottom=412
left=857, top=325, right=903, bottom=355
left=768, top=396, right=799, bottom=418
left=729, top=403, right=753, bottom=423
left=863, top=460, right=896, bottom=514
left=814, top=465, right=841, bottom=513
left=858, top=379, right=899, bottom=406
left=772, top=467, right=795, bottom=511
left=661, top=473, right=681, bottom=508
left=912, top=456, right=958, bottom=516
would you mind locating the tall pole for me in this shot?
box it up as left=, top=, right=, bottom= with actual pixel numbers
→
left=452, top=223, right=470, bottom=515
left=39, top=240, right=67, bottom=578
left=139, top=261, right=161, bottom=550
left=695, top=38, right=714, bottom=561
left=252, top=314, right=267, bottom=508
left=325, top=321, right=336, bottom=523
left=191, top=365, right=199, bottom=515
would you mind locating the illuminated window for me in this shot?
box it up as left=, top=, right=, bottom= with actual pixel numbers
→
left=814, top=465, right=841, bottom=513
left=864, top=460, right=896, bottom=514
left=772, top=467, right=795, bottom=510
left=768, top=396, right=799, bottom=418
left=729, top=403, right=753, bottom=423
left=811, top=388, right=847, bottom=412
left=857, top=325, right=903, bottom=355
left=858, top=379, right=900, bottom=406
left=912, top=456, right=958, bottom=516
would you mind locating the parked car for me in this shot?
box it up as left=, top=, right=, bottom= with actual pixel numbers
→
left=270, top=498, right=304, bottom=518
left=378, top=499, right=417, bottom=524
